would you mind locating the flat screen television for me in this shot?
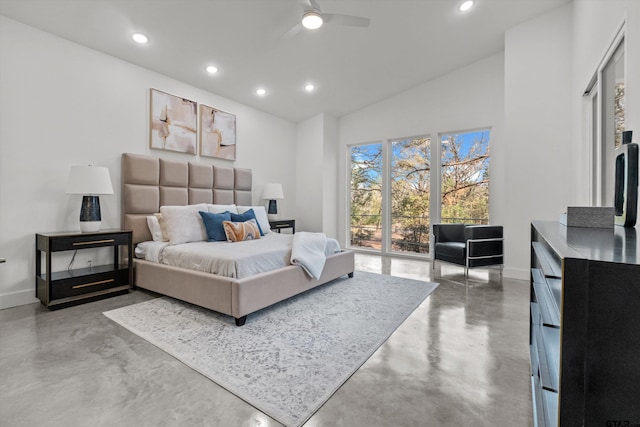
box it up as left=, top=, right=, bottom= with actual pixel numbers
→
left=614, top=142, right=638, bottom=227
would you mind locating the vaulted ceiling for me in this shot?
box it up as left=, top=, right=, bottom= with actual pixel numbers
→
left=0, top=0, right=570, bottom=122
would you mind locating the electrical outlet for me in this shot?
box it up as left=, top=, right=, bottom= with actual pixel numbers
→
left=87, top=260, right=93, bottom=269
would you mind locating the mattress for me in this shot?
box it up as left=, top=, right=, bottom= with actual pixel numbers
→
left=135, top=232, right=341, bottom=279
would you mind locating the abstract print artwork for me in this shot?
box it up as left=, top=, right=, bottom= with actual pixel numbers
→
left=150, top=89, right=197, bottom=154
left=200, top=104, right=236, bottom=161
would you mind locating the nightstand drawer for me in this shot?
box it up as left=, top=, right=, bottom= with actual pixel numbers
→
left=50, top=268, right=129, bottom=300
left=51, top=233, right=130, bottom=251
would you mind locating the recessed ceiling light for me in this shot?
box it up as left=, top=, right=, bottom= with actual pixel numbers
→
left=458, top=0, right=475, bottom=12
left=304, top=83, right=316, bottom=92
left=302, top=11, right=323, bottom=30
left=132, top=33, right=149, bottom=44
left=206, top=65, right=219, bottom=74
left=256, top=88, right=267, bottom=96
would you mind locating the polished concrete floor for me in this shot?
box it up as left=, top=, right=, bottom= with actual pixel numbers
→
left=0, top=254, right=533, bottom=426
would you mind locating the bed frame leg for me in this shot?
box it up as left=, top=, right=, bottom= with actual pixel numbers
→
left=235, top=316, right=247, bottom=326
left=348, top=272, right=354, bottom=278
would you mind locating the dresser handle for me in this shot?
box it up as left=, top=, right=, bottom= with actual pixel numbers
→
left=72, top=279, right=114, bottom=289
left=72, top=239, right=115, bottom=246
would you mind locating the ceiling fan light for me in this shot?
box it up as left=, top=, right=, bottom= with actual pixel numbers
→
left=458, top=0, right=475, bottom=12
left=302, top=11, right=323, bottom=30
left=132, top=33, right=149, bottom=44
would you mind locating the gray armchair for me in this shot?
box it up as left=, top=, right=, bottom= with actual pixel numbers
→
left=432, top=224, right=503, bottom=275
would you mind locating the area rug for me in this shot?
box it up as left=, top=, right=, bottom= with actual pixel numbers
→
left=103, top=271, right=438, bottom=427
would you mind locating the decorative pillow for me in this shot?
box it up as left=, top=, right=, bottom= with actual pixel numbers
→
left=199, top=211, right=231, bottom=242
left=154, top=213, right=170, bottom=241
left=159, top=203, right=208, bottom=245
left=207, top=204, right=238, bottom=214
left=237, top=206, right=270, bottom=235
left=230, top=209, right=264, bottom=236
left=222, top=219, right=261, bottom=242
left=146, top=215, right=168, bottom=242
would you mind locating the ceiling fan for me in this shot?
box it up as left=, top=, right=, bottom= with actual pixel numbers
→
left=283, top=0, right=371, bottom=38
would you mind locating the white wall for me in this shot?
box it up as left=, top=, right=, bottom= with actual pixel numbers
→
left=503, top=4, right=574, bottom=278
left=295, top=113, right=339, bottom=238
left=296, top=114, right=324, bottom=232
left=337, top=53, right=507, bottom=266
left=322, top=114, right=339, bottom=239
left=0, top=16, right=297, bottom=309
left=572, top=0, right=640, bottom=204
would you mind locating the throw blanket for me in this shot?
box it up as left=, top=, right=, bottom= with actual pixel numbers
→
left=291, top=232, right=327, bottom=280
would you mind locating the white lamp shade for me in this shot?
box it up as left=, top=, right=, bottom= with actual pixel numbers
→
left=262, top=183, right=284, bottom=200
left=66, top=166, right=114, bottom=195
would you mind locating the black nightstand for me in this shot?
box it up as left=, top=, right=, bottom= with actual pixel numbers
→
left=269, top=219, right=295, bottom=234
left=35, top=229, right=133, bottom=309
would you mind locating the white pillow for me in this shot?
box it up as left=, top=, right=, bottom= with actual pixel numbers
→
left=159, top=203, right=208, bottom=245
left=237, top=205, right=271, bottom=234
left=146, top=215, right=167, bottom=242
left=207, top=203, right=238, bottom=214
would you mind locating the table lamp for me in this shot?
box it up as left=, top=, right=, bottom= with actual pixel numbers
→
left=262, top=183, right=284, bottom=220
left=66, top=165, right=114, bottom=232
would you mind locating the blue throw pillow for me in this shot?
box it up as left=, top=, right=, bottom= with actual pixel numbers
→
left=199, top=211, right=231, bottom=241
left=230, top=209, right=264, bottom=236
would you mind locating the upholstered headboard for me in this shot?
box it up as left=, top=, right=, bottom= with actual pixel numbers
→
left=121, top=153, right=252, bottom=244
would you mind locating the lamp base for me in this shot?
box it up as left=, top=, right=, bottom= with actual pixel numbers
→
left=79, top=195, right=102, bottom=232
left=80, top=221, right=102, bottom=233
left=267, top=199, right=278, bottom=220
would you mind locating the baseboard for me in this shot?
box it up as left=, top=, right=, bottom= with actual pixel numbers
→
left=0, top=289, right=39, bottom=310
left=502, top=267, right=529, bottom=281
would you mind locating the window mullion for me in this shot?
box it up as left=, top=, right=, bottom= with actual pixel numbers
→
left=381, top=139, right=392, bottom=255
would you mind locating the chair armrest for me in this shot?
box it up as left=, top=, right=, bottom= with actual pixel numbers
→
left=465, top=226, right=503, bottom=259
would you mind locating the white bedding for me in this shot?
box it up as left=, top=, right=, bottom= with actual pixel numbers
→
left=135, top=233, right=341, bottom=279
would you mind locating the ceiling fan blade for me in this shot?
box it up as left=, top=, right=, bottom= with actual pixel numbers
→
left=324, top=13, right=371, bottom=28
left=281, top=22, right=303, bottom=39
left=308, top=0, right=321, bottom=12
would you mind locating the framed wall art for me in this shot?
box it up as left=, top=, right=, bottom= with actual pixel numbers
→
left=200, top=104, right=236, bottom=161
left=149, top=88, right=197, bottom=154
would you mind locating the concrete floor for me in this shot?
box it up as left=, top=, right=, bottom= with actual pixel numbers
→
left=0, top=254, right=533, bottom=427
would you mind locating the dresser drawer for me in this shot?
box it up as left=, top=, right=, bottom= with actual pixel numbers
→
left=50, top=269, right=129, bottom=300
left=51, top=233, right=130, bottom=251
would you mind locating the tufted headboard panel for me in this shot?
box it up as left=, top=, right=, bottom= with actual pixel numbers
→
left=121, top=153, right=252, bottom=244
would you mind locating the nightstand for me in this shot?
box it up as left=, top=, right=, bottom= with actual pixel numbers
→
left=269, top=219, right=295, bottom=234
left=35, top=229, right=133, bottom=309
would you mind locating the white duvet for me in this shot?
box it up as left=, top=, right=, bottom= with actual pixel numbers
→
left=135, top=232, right=341, bottom=279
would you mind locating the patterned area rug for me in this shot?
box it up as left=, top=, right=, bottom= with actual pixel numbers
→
left=103, top=271, right=438, bottom=427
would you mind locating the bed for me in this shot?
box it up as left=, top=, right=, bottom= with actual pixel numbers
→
left=121, top=152, right=354, bottom=325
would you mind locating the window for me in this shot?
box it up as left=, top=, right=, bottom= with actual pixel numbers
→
left=440, top=130, right=490, bottom=224
left=348, top=130, right=490, bottom=256
left=390, top=137, right=431, bottom=254
left=585, top=29, right=625, bottom=206
left=349, top=143, right=382, bottom=251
